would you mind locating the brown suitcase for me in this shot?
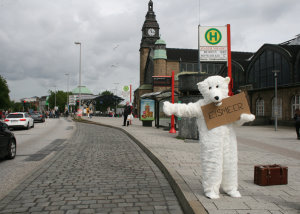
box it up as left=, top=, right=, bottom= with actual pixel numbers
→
left=254, top=164, right=288, bottom=186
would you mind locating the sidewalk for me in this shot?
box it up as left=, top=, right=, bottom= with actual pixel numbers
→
left=84, top=116, right=300, bottom=214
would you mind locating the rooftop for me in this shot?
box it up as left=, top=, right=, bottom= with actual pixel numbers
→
left=72, top=86, right=93, bottom=95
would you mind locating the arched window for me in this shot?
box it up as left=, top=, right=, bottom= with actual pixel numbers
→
left=272, top=97, right=282, bottom=119
left=291, top=95, right=300, bottom=118
left=247, top=49, right=290, bottom=89
left=256, top=98, right=264, bottom=116
left=232, top=63, right=245, bottom=93
left=295, top=54, right=300, bottom=83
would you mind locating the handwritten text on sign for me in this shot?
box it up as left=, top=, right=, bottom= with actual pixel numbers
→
left=201, top=92, right=251, bottom=130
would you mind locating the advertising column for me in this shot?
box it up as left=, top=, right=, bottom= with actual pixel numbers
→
left=140, top=99, right=155, bottom=126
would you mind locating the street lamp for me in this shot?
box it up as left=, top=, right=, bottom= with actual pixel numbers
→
left=272, top=70, right=280, bottom=131
left=74, top=42, right=82, bottom=112
left=65, top=73, right=70, bottom=112
left=52, top=85, right=57, bottom=110
left=114, top=83, right=120, bottom=115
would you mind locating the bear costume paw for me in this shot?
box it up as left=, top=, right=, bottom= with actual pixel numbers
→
left=205, top=191, right=220, bottom=199
left=241, top=113, right=255, bottom=122
left=226, top=190, right=241, bottom=198
left=163, top=101, right=173, bottom=116
left=236, top=113, right=255, bottom=126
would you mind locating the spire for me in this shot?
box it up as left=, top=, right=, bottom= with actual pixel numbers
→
left=148, top=0, right=153, bottom=12
left=140, top=0, right=160, bottom=48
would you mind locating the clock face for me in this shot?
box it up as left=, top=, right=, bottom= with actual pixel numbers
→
left=148, top=28, right=155, bottom=36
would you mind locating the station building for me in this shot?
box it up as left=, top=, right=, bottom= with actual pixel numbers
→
left=134, top=0, right=300, bottom=126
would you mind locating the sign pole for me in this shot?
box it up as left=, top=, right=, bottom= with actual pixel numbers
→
left=130, top=84, right=132, bottom=103
left=169, top=71, right=176, bottom=134
left=227, top=24, right=233, bottom=96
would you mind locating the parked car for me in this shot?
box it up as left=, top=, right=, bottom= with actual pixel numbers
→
left=4, top=112, right=34, bottom=130
left=0, top=121, right=16, bottom=160
left=30, top=112, right=45, bottom=123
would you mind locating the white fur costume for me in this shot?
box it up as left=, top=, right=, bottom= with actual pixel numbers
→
left=163, top=76, right=255, bottom=199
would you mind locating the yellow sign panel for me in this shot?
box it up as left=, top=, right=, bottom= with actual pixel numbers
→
left=205, top=28, right=222, bottom=45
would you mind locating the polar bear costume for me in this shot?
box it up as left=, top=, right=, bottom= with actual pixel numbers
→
left=163, top=75, right=255, bottom=199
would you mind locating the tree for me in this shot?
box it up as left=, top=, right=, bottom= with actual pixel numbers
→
left=95, top=90, right=123, bottom=113
left=0, top=75, right=11, bottom=109
left=101, top=90, right=114, bottom=96
left=10, top=101, right=24, bottom=112
left=48, top=90, right=68, bottom=113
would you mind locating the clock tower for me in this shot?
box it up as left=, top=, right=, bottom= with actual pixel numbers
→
left=140, top=0, right=160, bottom=85
left=140, top=0, right=160, bottom=49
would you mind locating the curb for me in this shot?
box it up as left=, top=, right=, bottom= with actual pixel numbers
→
left=77, top=119, right=208, bottom=214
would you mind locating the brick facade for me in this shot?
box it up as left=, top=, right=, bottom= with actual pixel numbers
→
left=249, top=86, right=300, bottom=125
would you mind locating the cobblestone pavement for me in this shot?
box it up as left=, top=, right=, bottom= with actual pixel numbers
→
left=0, top=123, right=183, bottom=214
left=85, top=117, right=300, bottom=214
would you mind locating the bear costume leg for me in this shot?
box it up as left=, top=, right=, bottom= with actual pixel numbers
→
left=221, top=132, right=241, bottom=198
left=200, top=139, right=223, bottom=199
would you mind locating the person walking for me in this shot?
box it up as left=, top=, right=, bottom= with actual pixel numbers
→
left=294, top=109, right=300, bottom=140
left=89, top=109, right=93, bottom=119
left=86, top=107, right=90, bottom=119
left=123, top=101, right=132, bottom=126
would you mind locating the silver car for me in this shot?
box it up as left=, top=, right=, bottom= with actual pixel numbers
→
left=4, top=112, right=34, bottom=130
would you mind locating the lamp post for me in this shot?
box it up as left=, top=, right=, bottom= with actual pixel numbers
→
left=74, top=42, right=82, bottom=112
left=114, top=83, right=120, bottom=115
left=65, top=73, right=69, bottom=112
left=53, top=85, right=57, bottom=110
left=272, top=70, right=280, bottom=131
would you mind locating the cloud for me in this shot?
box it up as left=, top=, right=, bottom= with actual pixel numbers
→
left=0, top=0, right=299, bottom=101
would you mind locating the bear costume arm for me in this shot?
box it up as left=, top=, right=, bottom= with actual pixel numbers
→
left=234, top=113, right=255, bottom=126
left=163, top=101, right=202, bottom=118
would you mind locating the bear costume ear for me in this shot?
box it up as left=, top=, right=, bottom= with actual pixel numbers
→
left=197, top=81, right=205, bottom=92
left=225, top=77, right=230, bottom=85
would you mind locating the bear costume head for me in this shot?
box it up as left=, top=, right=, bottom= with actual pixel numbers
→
left=197, top=75, right=230, bottom=106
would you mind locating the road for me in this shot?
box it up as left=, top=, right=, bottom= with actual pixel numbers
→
left=0, top=117, right=75, bottom=201
left=0, top=121, right=183, bottom=213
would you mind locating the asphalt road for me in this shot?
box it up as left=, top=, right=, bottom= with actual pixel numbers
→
left=0, top=117, right=75, bottom=201
left=0, top=122, right=183, bottom=213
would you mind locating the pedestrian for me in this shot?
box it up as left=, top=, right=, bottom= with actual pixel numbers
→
left=86, top=107, right=90, bottom=118
left=294, top=109, right=300, bottom=140
left=89, top=109, right=93, bottom=119
left=55, top=109, right=60, bottom=118
left=123, top=101, right=132, bottom=126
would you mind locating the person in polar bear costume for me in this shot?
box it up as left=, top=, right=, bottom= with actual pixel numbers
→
left=163, top=75, right=255, bottom=199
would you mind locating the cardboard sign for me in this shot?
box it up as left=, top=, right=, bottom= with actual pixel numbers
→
left=201, top=92, right=251, bottom=130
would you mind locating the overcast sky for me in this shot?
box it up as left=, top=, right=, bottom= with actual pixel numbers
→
left=0, top=0, right=299, bottom=101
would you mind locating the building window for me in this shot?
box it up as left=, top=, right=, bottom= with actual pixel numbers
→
left=272, top=97, right=282, bottom=119
left=248, top=50, right=290, bottom=89
left=291, top=95, right=300, bottom=118
left=180, top=63, right=198, bottom=72
left=256, top=98, right=264, bottom=116
left=232, top=63, right=245, bottom=93
left=201, top=63, right=224, bottom=74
